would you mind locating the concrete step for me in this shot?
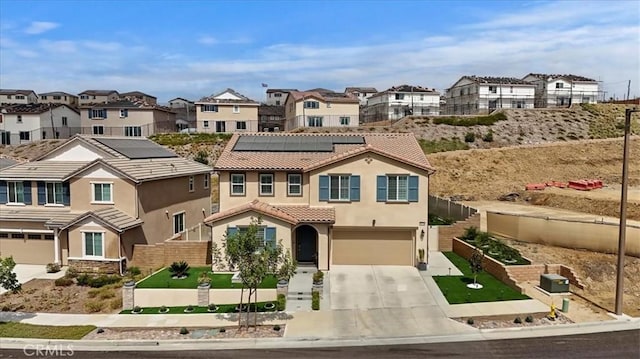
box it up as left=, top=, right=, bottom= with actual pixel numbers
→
left=287, top=291, right=313, bottom=300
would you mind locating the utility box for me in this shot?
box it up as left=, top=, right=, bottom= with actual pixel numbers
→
left=540, top=274, right=569, bottom=293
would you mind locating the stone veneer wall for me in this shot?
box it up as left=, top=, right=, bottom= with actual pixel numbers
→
left=68, top=259, right=121, bottom=274
left=131, top=240, right=211, bottom=270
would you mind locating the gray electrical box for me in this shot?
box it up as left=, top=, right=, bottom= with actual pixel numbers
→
left=540, top=274, right=570, bottom=293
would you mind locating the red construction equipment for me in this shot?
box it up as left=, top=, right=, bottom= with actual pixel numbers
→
left=568, top=179, right=604, bottom=191
left=526, top=183, right=547, bottom=191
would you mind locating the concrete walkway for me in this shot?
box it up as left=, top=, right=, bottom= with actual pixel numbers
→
left=424, top=251, right=463, bottom=276
left=0, top=264, right=66, bottom=295
left=286, top=265, right=316, bottom=311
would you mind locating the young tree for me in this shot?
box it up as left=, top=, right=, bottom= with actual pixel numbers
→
left=0, top=256, right=21, bottom=293
left=220, top=217, right=296, bottom=329
left=469, top=249, right=484, bottom=289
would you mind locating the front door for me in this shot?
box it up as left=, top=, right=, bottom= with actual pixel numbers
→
left=296, top=225, right=317, bottom=263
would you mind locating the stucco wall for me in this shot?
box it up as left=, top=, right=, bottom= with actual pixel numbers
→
left=70, top=172, right=137, bottom=216
left=487, top=212, right=640, bottom=257
left=219, top=171, right=309, bottom=209
left=67, top=219, right=120, bottom=259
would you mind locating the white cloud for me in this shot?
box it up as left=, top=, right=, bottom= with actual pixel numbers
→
left=24, top=21, right=59, bottom=35
left=197, top=36, right=218, bottom=45
left=82, top=41, right=122, bottom=52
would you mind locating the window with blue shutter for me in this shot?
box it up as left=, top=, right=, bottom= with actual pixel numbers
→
left=103, top=109, right=107, bottom=118
left=62, top=182, right=70, bottom=206
left=226, top=226, right=238, bottom=237
left=37, top=181, right=46, bottom=205
left=88, top=109, right=92, bottom=119
left=408, top=176, right=419, bottom=202
left=23, top=181, right=32, bottom=205
left=350, top=175, right=360, bottom=201
left=319, top=175, right=329, bottom=201
left=0, top=181, right=7, bottom=204
left=376, top=175, right=387, bottom=202
left=265, top=227, right=276, bottom=247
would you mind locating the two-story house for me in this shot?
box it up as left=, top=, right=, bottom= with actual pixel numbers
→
left=195, top=89, right=259, bottom=133
left=284, top=90, right=360, bottom=130
left=522, top=73, right=600, bottom=108
left=362, top=85, right=440, bottom=123
left=0, top=135, right=212, bottom=273
left=80, top=100, right=176, bottom=137
left=78, top=90, right=120, bottom=106
left=168, top=97, right=194, bottom=109
left=39, top=92, right=79, bottom=107
left=0, top=89, right=38, bottom=105
left=120, top=91, right=157, bottom=105
left=258, top=105, right=285, bottom=132
left=0, top=104, right=80, bottom=145
left=266, top=89, right=297, bottom=106
left=344, top=87, right=378, bottom=106
left=444, top=76, right=535, bottom=115
left=204, top=133, right=435, bottom=271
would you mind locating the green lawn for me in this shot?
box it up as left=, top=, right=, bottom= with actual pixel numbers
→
left=136, top=267, right=278, bottom=289
left=120, top=302, right=276, bottom=314
left=433, top=252, right=530, bottom=304
left=0, top=322, right=96, bottom=339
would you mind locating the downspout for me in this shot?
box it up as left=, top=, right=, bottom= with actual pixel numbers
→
left=118, top=232, right=124, bottom=276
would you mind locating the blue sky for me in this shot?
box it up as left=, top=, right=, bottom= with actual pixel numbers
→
left=1, top=0, right=638, bottom=103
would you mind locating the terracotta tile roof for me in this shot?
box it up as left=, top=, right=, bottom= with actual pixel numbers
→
left=60, top=207, right=142, bottom=232
left=214, top=132, right=435, bottom=173
left=204, top=199, right=335, bottom=225
left=1, top=103, right=78, bottom=114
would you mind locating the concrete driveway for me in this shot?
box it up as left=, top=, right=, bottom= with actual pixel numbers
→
left=0, top=264, right=65, bottom=295
left=329, top=265, right=438, bottom=310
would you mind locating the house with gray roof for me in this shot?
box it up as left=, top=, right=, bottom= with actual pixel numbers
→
left=0, top=103, right=81, bottom=145
left=80, top=100, right=176, bottom=137
left=344, top=87, right=378, bottom=105
left=523, top=73, right=600, bottom=107
left=120, top=91, right=157, bottom=105
left=444, top=76, right=536, bottom=115
left=265, top=89, right=297, bottom=106
left=39, top=92, right=79, bottom=107
left=0, top=134, right=212, bottom=273
left=362, top=85, right=439, bottom=122
left=0, top=89, right=38, bottom=105
left=78, top=90, right=120, bottom=106
left=195, top=88, right=259, bottom=133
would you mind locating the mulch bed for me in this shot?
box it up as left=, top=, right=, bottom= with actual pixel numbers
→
left=454, top=313, right=573, bottom=329
left=82, top=325, right=284, bottom=340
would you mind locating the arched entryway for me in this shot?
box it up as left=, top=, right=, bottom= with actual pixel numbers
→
left=295, top=225, right=318, bottom=264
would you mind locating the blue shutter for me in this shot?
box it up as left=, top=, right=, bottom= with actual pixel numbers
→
left=37, top=181, right=46, bottom=205
left=350, top=175, right=360, bottom=201
left=376, top=175, right=387, bottom=202
left=408, top=176, right=419, bottom=202
left=0, top=181, right=7, bottom=204
left=62, top=182, right=70, bottom=206
left=103, top=109, right=107, bottom=118
left=265, top=227, right=276, bottom=247
left=23, top=181, right=32, bottom=204
left=88, top=109, right=92, bottom=119
left=319, top=175, right=329, bottom=201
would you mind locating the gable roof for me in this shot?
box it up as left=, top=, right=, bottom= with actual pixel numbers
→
left=448, top=76, right=534, bottom=90
left=0, top=89, right=36, bottom=96
left=204, top=199, right=335, bottom=225
left=266, top=89, right=297, bottom=93
left=345, top=87, right=378, bottom=93
left=78, top=90, right=119, bottom=96
left=287, top=90, right=360, bottom=104
left=169, top=97, right=194, bottom=103
left=84, top=100, right=174, bottom=113
left=59, top=207, right=142, bottom=232
left=369, top=85, right=439, bottom=99
left=0, top=103, right=79, bottom=115
left=524, top=73, right=597, bottom=83
left=39, top=91, right=77, bottom=97
left=120, top=91, right=157, bottom=99
left=197, top=88, right=258, bottom=104
left=215, top=132, right=435, bottom=173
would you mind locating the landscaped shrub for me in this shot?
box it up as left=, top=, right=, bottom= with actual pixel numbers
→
left=525, top=315, right=534, bottom=323
left=467, top=318, right=474, bottom=325
left=76, top=274, right=90, bottom=286
left=169, top=261, right=190, bottom=278
left=65, top=267, right=79, bottom=278
left=198, top=272, right=211, bottom=286
left=219, top=328, right=226, bottom=333
left=464, top=132, right=476, bottom=143
left=86, top=275, right=121, bottom=288
left=483, top=130, right=494, bottom=142
left=194, top=150, right=209, bottom=165
left=207, top=303, right=217, bottom=312
left=46, top=263, right=61, bottom=273
left=273, top=325, right=281, bottom=331
left=311, top=291, right=320, bottom=311
left=514, top=317, right=522, bottom=324
left=84, top=300, right=104, bottom=313
left=127, top=266, right=141, bottom=276
left=277, top=294, right=286, bottom=311
left=160, top=305, right=169, bottom=313
left=179, top=327, right=189, bottom=335
left=54, top=277, right=74, bottom=287
left=132, top=306, right=142, bottom=314
left=184, top=305, right=195, bottom=313
left=312, top=271, right=324, bottom=284
left=417, top=138, right=469, bottom=154
left=87, top=288, right=101, bottom=298
left=110, top=297, right=122, bottom=310
left=461, top=227, right=479, bottom=242
left=98, top=289, right=116, bottom=300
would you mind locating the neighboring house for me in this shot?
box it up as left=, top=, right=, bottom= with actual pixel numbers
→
left=0, top=135, right=212, bottom=273
left=344, top=87, right=378, bottom=105
left=284, top=90, right=360, bottom=130
left=523, top=73, right=600, bottom=108
left=362, top=85, right=440, bottom=123
left=80, top=100, right=176, bottom=137
left=205, top=133, right=435, bottom=271
left=168, top=97, right=194, bottom=109
left=0, top=89, right=38, bottom=105
left=120, top=91, right=157, bottom=105
left=78, top=90, right=120, bottom=106
left=258, top=105, right=285, bottom=132
left=444, top=76, right=535, bottom=115
left=168, top=98, right=196, bottom=130
left=39, top=92, right=79, bottom=107
left=195, top=89, right=259, bottom=133
left=266, top=89, right=297, bottom=106
left=0, top=104, right=80, bottom=145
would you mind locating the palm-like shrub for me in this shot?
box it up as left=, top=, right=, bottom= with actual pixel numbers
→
left=169, top=261, right=190, bottom=278
left=461, top=227, right=479, bottom=242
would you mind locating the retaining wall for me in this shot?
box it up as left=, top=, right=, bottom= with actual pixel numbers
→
left=131, top=240, right=211, bottom=269
left=133, top=288, right=277, bottom=307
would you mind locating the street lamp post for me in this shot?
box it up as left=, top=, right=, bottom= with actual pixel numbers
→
left=615, top=108, right=638, bottom=315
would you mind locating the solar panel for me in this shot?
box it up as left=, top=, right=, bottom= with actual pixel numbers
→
left=94, top=138, right=177, bottom=159
left=233, top=135, right=363, bottom=152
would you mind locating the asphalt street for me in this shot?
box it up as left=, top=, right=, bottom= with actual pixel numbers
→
left=1, top=329, right=638, bottom=359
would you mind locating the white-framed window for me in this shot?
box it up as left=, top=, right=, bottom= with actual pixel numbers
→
left=303, top=101, right=319, bottom=109
left=230, top=173, right=245, bottom=195
left=92, top=126, right=104, bottom=135
left=326, top=102, right=331, bottom=108
left=287, top=173, right=302, bottom=196
left=339, top=116, right=350, bottom=126
left=202, top=104, right=218, bottom=112
left=259, top=173, right=274, bottom=196
left=188, top=176, right=194, bottom=192
left=62, top=116, right=68, bottom=126
left=556, top=83, right=564, bottom=89
left=19, top=131, right=30, bottom=141
left=46, top=182, right=63, bottom=204
left=15, top=95, right=25, bottom=100
left=387, top=175, right=409, bottom=201
left=512, top=100, right=525, bottom=109
left=83, top=232, right=104, bottom=258
left=119, top=109, right=129, bottom=118
left=203, top=121, right=209, bottom=128
left=53, top=95, right=61, bottom=100
left=420, top=94, right=424, bottom=101
left=393, top=108, right=400, bottom=115
left=7, top=181, right=24, bottom=203
left=233, top=105, right=240, bottom=113
left=510, top=86, right=513, bottom=93
left=173, top=212, right=185, bottom=234
left=204, top=173, right=210, bottom=189
left=489, top=86, right=497, bottom=94
left=124, top=126, right=142, bottom=137
left=91, top=109, right=107, bottom=118
left=41, top=95, right=48, bottom=100
left=215, top=121, right=226, bottom=132
left=274, top=93, right=282, bottom=97
left=238, top=226, right=267, bottom=246
left=17, top=115, right=22, bottom=123
left=330, top=175, right=350, bottom=201
left=395, top=93, right=404, bottom=100
left=92, top=182, right=112, bottom=203
left=307, top=116, right=323, bottom=127
left=80, top=95, right=89, bottom=99
left=236, top=121, right=247, bottom=130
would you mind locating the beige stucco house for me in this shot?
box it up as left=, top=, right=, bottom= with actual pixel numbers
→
left=0, top=135, right=212, bottom=273
left=204, top=133, right=435, bottom=271
left=0, top=103, right=80, bottom=145
left=284, top=90, right=360, bottom=130
left=120, top=91, right=157, bottom=105
left=78, top=90, right=120, bottom=106
left=80, top=100, right=176, bottom=136
left=39, top=92, right=79, bottom=107
left=195, top=89, right=259, bottom=133
left=0, top=89, right=38, bottom=105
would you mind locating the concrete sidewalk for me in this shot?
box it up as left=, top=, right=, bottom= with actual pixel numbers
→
left=0, top=264, right=66, bottom=295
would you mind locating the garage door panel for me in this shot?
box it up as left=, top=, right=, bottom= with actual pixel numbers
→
left=332, top=229, right=413, bottom=265
left=0, top=239, right=54, bottom=264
